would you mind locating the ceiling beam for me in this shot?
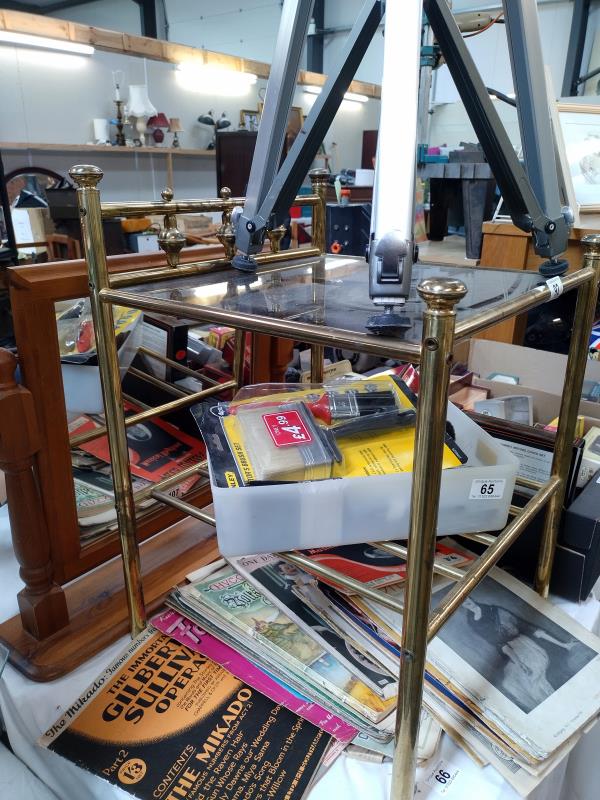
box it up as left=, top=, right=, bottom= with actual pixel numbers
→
left=0, top=7, right=382, bottom=97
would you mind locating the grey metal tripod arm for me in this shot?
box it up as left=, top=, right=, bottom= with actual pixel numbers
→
left=424, top=0, right=571, bottom=270
left=232, top=0, right=384, bottom=269
left=366, top=0, right=424, bottom=335
left=233, top=0, right=315, bottom=268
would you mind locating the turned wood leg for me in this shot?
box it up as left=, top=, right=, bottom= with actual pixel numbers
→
left=0, top=349, right=68, bottom=639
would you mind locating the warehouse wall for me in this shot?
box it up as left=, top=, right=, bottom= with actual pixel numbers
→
left=14, top=0, right=597, bottom=181
left=0, top=43, right=379, bottom=202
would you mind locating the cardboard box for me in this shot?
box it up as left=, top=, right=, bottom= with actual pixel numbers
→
left=462, top=339, right=600, bottom=426
left=459, top=341, right=600, bottom=600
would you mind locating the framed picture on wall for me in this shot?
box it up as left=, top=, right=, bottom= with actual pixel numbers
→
left=256, top=103, right=304, bottom=146
left=239, top=109, right=261, bottom=132
left=286, top=105, right=304, bottom=146
left=557, top=104, right=600, bottom=212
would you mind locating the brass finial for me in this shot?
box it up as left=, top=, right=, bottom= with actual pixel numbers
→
left=582, top=234, right=600, bottom=255
left=417, top=278, right=468, bottom=310
left=216, top=186, right=236, bottom=261
left=69, top=164, right=104, bottom=188
left=309, top=168, right=329, bottom=188
left=158, top=187, right=186, bottom=268
left=266, top=225, right=287, bottom=254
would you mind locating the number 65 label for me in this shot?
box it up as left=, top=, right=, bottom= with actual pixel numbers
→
left=469, top=478, right=506, bottom=500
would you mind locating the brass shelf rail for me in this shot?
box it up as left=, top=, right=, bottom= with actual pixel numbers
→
left=69, top=160, right=600, bottom=800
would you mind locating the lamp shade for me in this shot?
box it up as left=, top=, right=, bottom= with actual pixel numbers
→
left=168, top=117, right=183, bottom=133
left=126, top=84, right=156, bottom=117
left=215, top=112, right=231, bottom=130
left=147, top=112, right=170, bottom=129
left=197, top=111, right=215, bottom=126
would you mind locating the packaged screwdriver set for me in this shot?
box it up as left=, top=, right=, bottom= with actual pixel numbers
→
left=193, top=375, right=519, bottom=556
left=197, top=376, right=465, bottom=486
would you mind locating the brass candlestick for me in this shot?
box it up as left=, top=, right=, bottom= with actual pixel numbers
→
left=114, top=99, right=126, bottom=146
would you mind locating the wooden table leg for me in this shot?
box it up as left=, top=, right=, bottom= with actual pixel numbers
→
left=0, top=349, right=69, bottom=640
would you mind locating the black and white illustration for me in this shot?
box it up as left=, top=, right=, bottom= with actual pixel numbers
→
left=431, top=577, right=597, bottom=714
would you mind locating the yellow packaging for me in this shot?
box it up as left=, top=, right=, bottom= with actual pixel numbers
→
left=220, top=376, right=465, bottom=484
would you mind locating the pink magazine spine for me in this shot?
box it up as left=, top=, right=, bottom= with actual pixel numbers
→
left=152, top=610, right=357, bottom=743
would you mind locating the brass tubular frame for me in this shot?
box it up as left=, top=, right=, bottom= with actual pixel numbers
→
left=108, top=246, right=322, bottom=289
left=536, top=235, right=600, bottom=596
left=135, top=461, right=209, bottom=502
left=428, top=477, right=560, bottom=641
left=376, top=541, right=468, bottom=581
left=391, top=277, right=467, bottom=799
left=310, top=345, right=325, bottom=383
left=71, top=162, right=600, bottom=800
left=151, top=491, right=217, bottom=526
left=459, top=531, right=496, bottom=547
left=232, top=328, right=246, bottom=390
left=69, top=165, right=146, bottom=636
left=278, top=551, right=405, bottom=613
left=100, top=194, right=319, bottom=220
left=309, top=170, right=328, bottom=253
left=454, top=267, right=594, bottom=341
left=515, top=476, right=543, bottom=492
left=69, top=380, right=236, bottom=447
left=100, top=287, right=423, bottom=362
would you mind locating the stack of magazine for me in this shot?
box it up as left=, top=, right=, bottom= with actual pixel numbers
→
left=163, top=543, right=600, bottom=796
left=69, top=404, right=205, bottom=540
left=39, top=537, right=600, bottom=799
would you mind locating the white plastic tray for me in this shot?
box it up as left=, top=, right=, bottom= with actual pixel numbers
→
left=61, top=320, right=142, bottom=415
left=211, top=402, right=520, bottom=556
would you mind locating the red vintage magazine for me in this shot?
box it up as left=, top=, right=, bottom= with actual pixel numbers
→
left=69, top=402, right=204, bottom=491
left=298, top=539, right=473, bottom=593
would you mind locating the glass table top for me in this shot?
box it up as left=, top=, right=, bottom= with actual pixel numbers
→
left=122, top=254, right=546, bottom=346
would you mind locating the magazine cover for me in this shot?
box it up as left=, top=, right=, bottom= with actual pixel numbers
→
left=151, top=608, right=357, bottom=743
left=358, top=567, right=600, bottom=760
left=167, top=592, right=393, bottom=744
left=229, top=554, right=397, bottom=698
left=177, top=565, right=394, bottom=726
left=298, top=538, right=473, bottom=593
left=69, top=402, right=204, bottom=489
left=291, top=583, right=399, bottom=677
left=40, top=628, right=330, bottom=800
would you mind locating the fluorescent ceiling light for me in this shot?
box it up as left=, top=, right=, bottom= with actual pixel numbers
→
left=0, top=31, right=94, bottom=55
left=303, top=84, right=368, bottom=103
left=344, top=91, right=368, bottom=103
left=176, top=62, right=257, bottom=96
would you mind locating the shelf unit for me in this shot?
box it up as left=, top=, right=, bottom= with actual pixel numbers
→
left=63, top=162, right=600, bottom=799
left=0, top=142, right=215, bottom=157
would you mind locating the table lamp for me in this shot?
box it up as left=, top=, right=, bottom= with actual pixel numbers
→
left=147, top=112, right=170, bottom=145
left=168, top=117, right=183, bottom=148
left=197, top=111, right=231, bottom=149
left=126, top=84, right=157, bottom=146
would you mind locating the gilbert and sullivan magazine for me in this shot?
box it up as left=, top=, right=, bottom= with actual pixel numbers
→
left=40, top=627, right=330, bottom=800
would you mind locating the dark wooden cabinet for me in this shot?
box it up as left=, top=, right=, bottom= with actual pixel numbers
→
left=215, top=130, right=258, bottom=196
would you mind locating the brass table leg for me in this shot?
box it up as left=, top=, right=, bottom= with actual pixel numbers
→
left=536, top=235, right=600, bottom=596
left=391, top=277, right=467, bottom=799
left=70, top=165, right=147, bottom=637
left=309, top=170, right=328, bottom=385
